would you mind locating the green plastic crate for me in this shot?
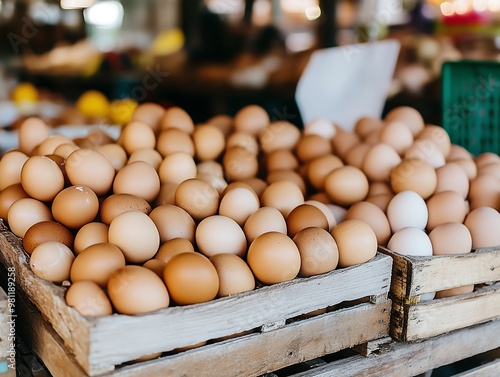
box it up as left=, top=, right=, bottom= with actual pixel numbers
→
left=441, top=60, right=500, bottom=156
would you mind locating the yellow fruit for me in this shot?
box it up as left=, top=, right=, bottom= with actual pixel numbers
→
left=76, top=90, right=110, bottom=118
left=109, top=98, right=138, bottom=125
left=12, top=82, right=39, bottom=103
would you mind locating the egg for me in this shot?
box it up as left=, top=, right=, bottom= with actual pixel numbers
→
left=261, top=181, right=304, bottom=217
left=156, top=128, right=195, bottom=157
left=23, top=220, right=74, bottom=255
left=384, top=106, right=424, bottom=136
left=30, top=241, right=75, bottom=283
left=453, top=158, right=477, bottom=180
left=108, top=265, right=170, bottom=315
left=387, top=190, right=428, bottom=232
left=434, top=163, right=469, bottom=199
left=196, top=215, right=247, bottom=258
left=18, top=117, right=50, bottom=155
left=154, top=238, right=195, bottom=264
left=37, top=135, right=73, bottom=156
left=327, top=204, right=347, bottom=224
left=332, top=219, right=377, bottom=267
left=447, top=144, right=473, bottom=162
left=304, top=200, right=337, bottom=232
left=99, top=193, right=152, bottom=225
left=131, top=102, right=165, bottom=133
left=0, top=183, right=29, bottom=221
left=475, top=152, right=500, bottom=169
left=7, top=197, right=53, bottom=238
left=379, top=121, right=414, bottom=155
left=222, top=146, right=259, bottom=181
left=366, top=194, right=393, bottom=213
left=295, top=135, right=332, bottom=163
left=306, top=154, right=344, bottom=191
left=243, top=206, right=287, bottom=243
left=265, top=149, right=299, bottom=172
left=344, top=143, right=371, bottom=169
left=174, top=179, right=220, bottom=221
left=163, top=252, right=219, bottom=305
left=354, top=117, right=384, bottom=139
left=65, top=149, right=115, bottom=196
left=210, top=253, right=256, bottom=297
left=0, top=150, right=29, bottom=191
left=477, top=163, right=500, bottom=180
left=468, top=175, right=500, bottom=210
left=368, top=182, right=393, bottom=197
left=426, top=191, right=467, bottom=231
left=247, top=232, right=301, bottom=285
left=226, top=132, right=259, bottom=155
left=159, top=152, right=197, bottom=184
left=293, top=227, right=339, bottom=277
left=66, top=281, right=113, bottom=317
left=416, top=125, right=451, bottom=158
left=52, top=186, right=99, bottom=229
left=73, top=222, right=109, bottom=255
left=390, top=159, right=437, bottom=199
left=128, top=149, right=163, bottom=171
left=155, top=182, right=179, bottom=206
left=193, top=124, right=225, bottom=161
left=258, top=121, right=301, bottom=154
left=362, top=144, right=401, bottom=182
left=331, top=132, right=360, bottom=160
left=143, top=259, right=167, bottom=278
left=148, top=204, right=196, bottom=243
left=241, top=177, right=268, bottom=198
left=345, top=201, right=391, bottom=245
left=196, top=173, right=228, bottom=195
left=208, top=113, right=233, bottom=136
left=286, top=204, right=328, bottom=238
left=234, top=105, right=269, bottom=136
left=160, top=106, right=194, bottom=134
left=267, top=170, right=306, bottom=195
left=404, top=140, right=445, bottom=169
left=113, top=161, right=160, bottom=203
left=304, top=118, right=336, bottom=140
left=324, top=166, right=369, bottom=207
left=121, top=121, right=157, bottom=154
left=464, top=207, right=500, bottom=248
left=197, top=161, right=224, bottom=178
left=70, top=243, right=126, bottom=287
left=95, top=143, right=127, bottom=171
left=219, top=186, right=259, bottom=226
left=20, top=156, right=65, bottom=202
left=53, top=143, right=80, bottom=160
left=108, top=211, right=160, bottom=263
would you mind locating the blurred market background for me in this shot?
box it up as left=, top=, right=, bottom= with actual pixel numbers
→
left=0, top=0, right=499, bottom=129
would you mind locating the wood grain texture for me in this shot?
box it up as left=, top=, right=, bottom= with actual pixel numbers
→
left=379, top=246, right=500, bottom=300
left=287, top=321, right=500, bottom=377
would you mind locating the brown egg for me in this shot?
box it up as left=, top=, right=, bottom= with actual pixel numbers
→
left=143, top=259, right=167, bottom=278
left=307, top=191, right=329, bottom=203
left=267, top=170, right=306, bottom=195
left=18, top=117, right=50, bottom=155
left=108, top=211, right=160, bottom=263
left=426, top=191, right=467, bottom=231
left=7, top=198, right=52, bottom=238
left=468, top=174, right=500, bottom=208
left=130, top=102, right=165, bottom=133
left=196, top=172, right=228, bottom=195
left=384, top=106, right=424, bottom=136
left=121, top=121, right=156, bottom=154
left=149, top=204, right=196, bottom=243
left=160, top=106, right=194, bottom=134
left=247, top=232, right=301, bottom=285
left=174, top=179, right=220, bottom=222
left=52, top=186, right=99, bottom=229
left=366, top=193, right=393, bottom=213
left=390, top=159, right=437, bottom=199
left=464, top=207, right=500, bottom=248
left=293, top=227, right=339, bottom=277
left=128, top=149, right=163, bottom=171
left=53, top=143, right=80, bottom=160
left=286, top=204, right=328, bottom=238
left=0, top=151, right=29, bottom=191
left=477, top=163, right=500, bottom=180
left=362, top=143, right=401, bottom=182
left=74, top=222, right=109, bottom=255
left=354, top=117, right=384, bottom=140
left=108, top=266, right=170, bottom=314
left=193, top=124, right=225, bottom=161
left=345, top=201, right=391, bottom=245
left=154, top=238, right=195, bottom=264
left=156, top=128, right=194, bottom=157
left=475, top=152, right=500, bottom=169
left=261, top=181, right=304, bottom=217
left=324, top=166, right=369, bottom=207
left=364, top=129, right=382, bottom=145
left=331, top=132, right=360, bottom=160
left=196, top=215, right=247, bottom=258
left=266, top=149, right=299, bottom=172
left=416, top=125, right=451, bottom=158
left=70, top=243, right=126, bottom=287
left=208, top=114, right=233, bottom=136
left=219, top=186, right=259, bottom=226
left=30, top=241, right=75, bottom=283
left=99, top=193, right=151, bottom=225
left=453, top=158, right=477, bottom=180
left=113, top=161, right=160, bottom=203
left=259, top=121, right=301, bottom=154
left=435, top=163, right=469, bottom=199
left=295, top=134, right=332, bottom=163
left=241, top=177, right=268, bottom=198
left=306, top=154, right=344, bottom=191
left=163, top=252, right=219, bottom=305
left=20, top=156, right=65, bottom=202
left=95, top=143, right=127, bottom=172
left=404, top=140, right=445, bottom=169
left=447, top=144, right=472, bottom=162
left=23, top=220, right=74, bottom=255
left=0, top=183, right=29, bottom=221
left=159, top=152, right=197, bottom=184
left=210, top=253, right=256, bottom=297
left=332, top=219, right=377, bottom=267
left=243, top=206, right=287, bottom=243
left=155, top=182, right=178, bottom=206
left=37, top=135, right=73, bottom=156
left=368, top=182, right=393, bottom=197
left=225, top=132, right=259, bottom=155
left=197, top=161, right=224, bottom=177
left=66, top=281, right=113, bottom=317
left=65, top=149, right=115, bottom=196
left=379, top=121, right=414, bottom=155
left=222, top=146, right=259, bottom=181
left=234, top=104, right=269, bottom=135
left=344, top=143, right=371, bottom=169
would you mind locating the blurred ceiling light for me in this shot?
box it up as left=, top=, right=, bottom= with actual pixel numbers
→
left=440, top=1, right=455, bottom=15
left=61, top=0, right=95, bottom=9
left=305, top=5, right=321, bottom=20
left=84, top=0, right=123, bottom=28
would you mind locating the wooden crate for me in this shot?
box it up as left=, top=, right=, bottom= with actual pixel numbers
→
left=0, top=220, right=392, bottom=377
left=379, top=246, right=500, bottom=342
left=0, top=286, right=16, bottom=376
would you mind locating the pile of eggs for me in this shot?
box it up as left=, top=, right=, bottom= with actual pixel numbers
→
left=1, top=103, right=500, bottom=317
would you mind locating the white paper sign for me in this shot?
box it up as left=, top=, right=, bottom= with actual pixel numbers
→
left=295, top=39, right=401, bottom=132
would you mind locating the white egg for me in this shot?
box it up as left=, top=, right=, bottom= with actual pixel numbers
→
left=387, top=190, right=428, bottom=232
left=303, top=118, right=336, bottom=140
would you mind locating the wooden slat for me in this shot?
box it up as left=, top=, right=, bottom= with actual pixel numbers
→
left=287, top=321, right=500, bottom=377
left=392, top=282, right=500, bottom=342
left=453, top=359, right=500, bottom=377
left=379, top=246, right=500, bottom=300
